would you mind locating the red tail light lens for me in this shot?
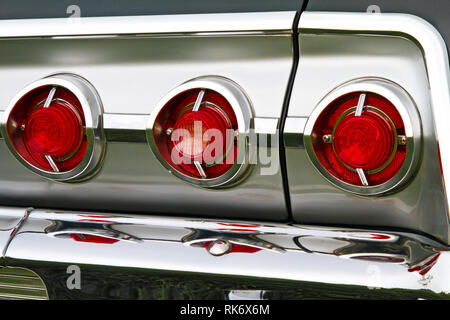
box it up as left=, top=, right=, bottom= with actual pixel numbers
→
left=171, top=104, right=232, bottom=164
left=332, top=109, right=396, bottom=171
left=311, top=92, right=405, bottom=186
left=7, top=85, right=87, bottom=172
left=24, top=101, right=83, bottom=158
left=154, top=89, right=237, bottom=179
left=147, top=77, right=253, bottom=187
left=303, top=79, right=422, bottom=195
left=69, top=233, right=119, bottom=244
left=1, top=74, right=105, bottom=182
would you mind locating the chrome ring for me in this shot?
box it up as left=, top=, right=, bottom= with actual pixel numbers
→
left=1, top=73, right=106, bottom=182
left=146, top=76, right=254, bottom=188
left=303, top=77, right=422, bottom=195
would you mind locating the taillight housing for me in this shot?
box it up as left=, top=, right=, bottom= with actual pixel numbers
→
left=1, top=74, right=105, bottom=182
left=303, top=78, right=421, bottom=195
left=147, top=77, right=253, bottom=187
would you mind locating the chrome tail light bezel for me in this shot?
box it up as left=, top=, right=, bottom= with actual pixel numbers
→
left=146, top=76, right=254, bottom=188
left=1, top=73, right=106, bottom=182
left=303, top=78, right=422, bottom=195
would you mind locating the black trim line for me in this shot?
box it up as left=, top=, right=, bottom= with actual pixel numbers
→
left=279, top=1, right=308, bottom=222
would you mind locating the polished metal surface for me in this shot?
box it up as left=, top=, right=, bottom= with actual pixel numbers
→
left=103, top=113, right=147, bottom=132
left=302, top=78, right=422, bottom=195
left=3, top=207, right=450, bottom=299
left=0, top=12, right=295, bottom=38
left=1, top=73, right=106, bottom=182
left=0, top=12, right=294, bottom=219
left=354, top=93, right=366, bottom=117
left=228, top=290, right=266, bottom=300
left=254, top=117, right=279, bottom=135
left=103, top=113, right=148, bottom=142
left=283, top=117, right=307, bottom=148
left=287, top=12, right=449, bottom=243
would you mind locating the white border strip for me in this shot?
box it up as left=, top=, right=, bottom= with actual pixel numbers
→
left=0, top=11, right=295, bottom=38
left=300, top=12, right=450, bottom=215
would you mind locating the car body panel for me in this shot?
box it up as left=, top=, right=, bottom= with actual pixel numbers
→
left=0, top=12, right=297, bottom=220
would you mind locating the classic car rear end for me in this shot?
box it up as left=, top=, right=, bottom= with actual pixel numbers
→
left=0, top=0, right=449, bottom=300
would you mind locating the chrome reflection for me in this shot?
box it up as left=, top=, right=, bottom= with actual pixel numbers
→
left=45, top=216, right=141, bottom=244
left=294, top=234, right=445, bottom=277
left=3, top=208, right=450, bottom=296
left=182, top=227, right=285, bottom=256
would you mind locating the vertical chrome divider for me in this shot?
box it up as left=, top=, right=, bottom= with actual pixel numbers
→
left=279, top=4, right=307, bottom=222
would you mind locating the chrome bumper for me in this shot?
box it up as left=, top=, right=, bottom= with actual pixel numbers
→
left=0, top=207, right=449, bottom=299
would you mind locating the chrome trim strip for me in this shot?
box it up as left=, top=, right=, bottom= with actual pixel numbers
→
left=103, top=113, right=280, bottom=134
left=0, top=12, right=295, bottom=39
left=4, top=208, right=450, bottom=295
left=42, top=87, right=56, bottom=109
left=283, top=117, right=307, bottom=148
left=104, top=113, right=279, bottom=143
left=356, top=168, right=369, bottom=186
left=299, top=11, right=450, bottom=211
left=103, top=113, right=147, bottom=143
left=284, top=117, right=307, bottom=135
left=45, top=155, right=59, bottom=173
left=254, top=117, right=279, bottom=135
left=355, top=93, right=366, bottom=117
left=192, top=89, right=205, bottom=112
left=103, top=113, right=148, bottom=131
left=194, top=161, right=207, bottom=179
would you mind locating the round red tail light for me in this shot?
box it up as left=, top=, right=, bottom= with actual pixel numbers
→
left=24, top=102, right=83, bottom=158
left=171, top=104, right=233, bottom=166
left=14, top=86, right=87, bottom=172
left=333, top=109, right=396, bottom=171
left=147, top=77, right=253, bottom=187
left=1, top=74, right=105, bottom=181
left=303, top=79, right=421, bottom=195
